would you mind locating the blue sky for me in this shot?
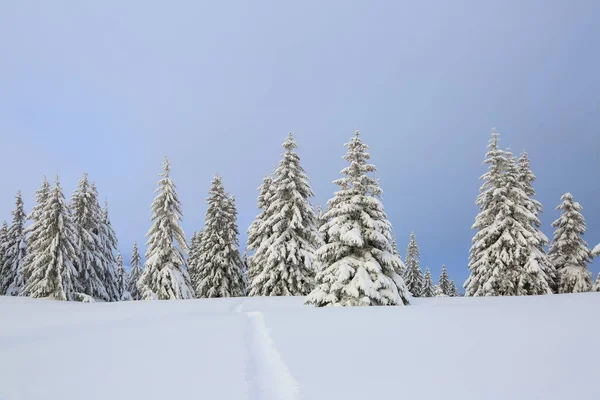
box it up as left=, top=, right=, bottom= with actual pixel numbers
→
left=1, top=0, right=598, bottom=287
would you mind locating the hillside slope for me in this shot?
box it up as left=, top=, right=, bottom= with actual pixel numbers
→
left=0, top=294, right=598, bottom=399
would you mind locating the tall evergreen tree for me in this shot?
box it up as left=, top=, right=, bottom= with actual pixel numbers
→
left=448, top=280, right=459, bottom=297
left=517, top=150, right=557, bottom=291
left=71, top=175, right=108, bottom=300
left=22, top=178, right=78, bottom=300
left=438, top=264, right=451, bottom=296
left=138, top=157, right=193, bottom=300
left=187, top=231, right=200, bottom=290
left=0, top=192, right=27, bottom=295
left=195, top=175, right=244, bottom=298
left=241, top=251, right=249, bottom=295
left=248, top=133, right=320, bottom=296
left=421, top=267, right=434, bottom=297
left=549, top=193, right=593, bottom=293
left=315, top=204, right=324, bottom=227
left=116, top=252, right=131, bottom=300
left=404, top=232, right=423, bottom=297
left=593, top=273, right=600, bottom=292
left=246, top=174, right=275, bottom=285
left=391, top=236, right=405, bottom=277
left=21, top=177, right=51, bottom=289
left=127, top=241, right=143, bottom=300
left=0, top=222, right=7, bottom=289
left=99, top=201, right=120, bottom=301
left=306, top=130, right=410, bottom=307
left=465, top=131, right=553, bottom=296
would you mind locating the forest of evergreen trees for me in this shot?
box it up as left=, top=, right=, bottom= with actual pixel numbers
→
left=0, top=129, right=598, bottom=304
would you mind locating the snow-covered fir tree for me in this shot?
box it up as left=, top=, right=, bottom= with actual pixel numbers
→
left=0, top=222, right=7, bottom=289
left=70, top=175, right=109, bottom=300
left=246, top=174, right=275, bottom=285
left=421, top=267, right=434, bottom=297
left=438, top=264, right=450, bottom=296
left=20, top=177, right=51, bottom=291
left=306, top=130, right=410, bottom=307
left=227, top=195, right=245, bottom=295
left=434, top=285, right=447, bottom=297
left=99, top=201, right=121, bottom=301
left=593, top=273, right=600, bottom=292
left=391, top=236, right=405, bottom=277
left=465, top=131, right=554, bottom=296
left=116, top=253, right=131, bottom=300
left=548, top=193, right=593, bottom=293
left=248, top=133, right=320, bottom=297
left=127, top=241, right=143, bottom=300
left=448, top=280, right=458, bottom=297
left=0, top=192, right=27, bottom=296
left=187, top=231, right=200, bottom=290
left=404, top=232, right=423, bottom=297
left=195, top=175, right=244, bottom=298
left=517, top=150, right=557, bottom=292
left=316, top=204, right=325, bottom=229
left=28, top=176, right=51, bottom=223
left=241, top=251, right=249, bottom=295
left=138, top=157, right=193, bottom=300
left=22, top=177, right=78, bottom=300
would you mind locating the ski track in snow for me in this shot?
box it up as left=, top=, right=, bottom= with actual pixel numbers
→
left=237, top=302, right=299, bottom=400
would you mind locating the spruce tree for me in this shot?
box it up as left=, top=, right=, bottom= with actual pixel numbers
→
left=248, top=133, right=320, bottom=296
left=99, top=201, right=121, bottom=301
left=434, top=284, right=447, bottom=297
left=593, top=273, right=600, bottom=292
left=448, top=280, right=459, bottom=297
left=71, top=175, right=108, bottom=300
left=421, top=267, right=434, bottom=297
left=187, top=231, right=200, bottom=290
left=404, top=232, right=423, bottom=297
left=0, top=191, right=27, bottom=295
left=127, top=241, right=143, bottom=300
left=195, top=175, right=244, bottom=298
left=548, top=193, right=593, bottom=293
left=316, top=204, right=325, bottom=230
left=246, top=174, right=275, bottom=286
left=517, top=150, right=557, bottom=291
left=138, top=157, right=193, bottom=300
left=0, top=222, right=7, bottom=289
left=22, top=177, right=78, bottom=300
left=116, top=253, right=131, bottom=300
left=391, top=236, right=405, bottom=277
left=465, top=131, right=553, bottom=296
left=21, top=177, right=51, bottom=290
left=438, top=264, right=451, bottom=296
left=241, top=251, right=249, bottom=295
left=306, top=130, right=410, bottom=307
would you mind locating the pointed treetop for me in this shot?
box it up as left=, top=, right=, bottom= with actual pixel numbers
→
left=283, top=132, right=297, bottom=151
left=162, top=156, right=171, bottom=176
left=354, top=129, right=360, bottom=137
left=488, top=128, right=500, bottom=148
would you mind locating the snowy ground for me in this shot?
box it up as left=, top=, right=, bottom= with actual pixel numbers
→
left=1, top=294, right=599, bottom=400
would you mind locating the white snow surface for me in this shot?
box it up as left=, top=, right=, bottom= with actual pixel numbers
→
left=1, top=293, right=599, bottom=399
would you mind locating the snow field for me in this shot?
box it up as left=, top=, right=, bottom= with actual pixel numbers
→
left=1, top=293, right=599, bottom=399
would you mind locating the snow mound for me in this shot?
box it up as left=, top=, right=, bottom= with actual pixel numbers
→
left=0, top=293, right=599, bottom=399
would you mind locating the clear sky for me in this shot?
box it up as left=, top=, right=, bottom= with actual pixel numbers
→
left=1, top=0, right=599, bottom=287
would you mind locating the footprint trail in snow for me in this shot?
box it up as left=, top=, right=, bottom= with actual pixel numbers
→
left=236, top=301, right=299, bottom=400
